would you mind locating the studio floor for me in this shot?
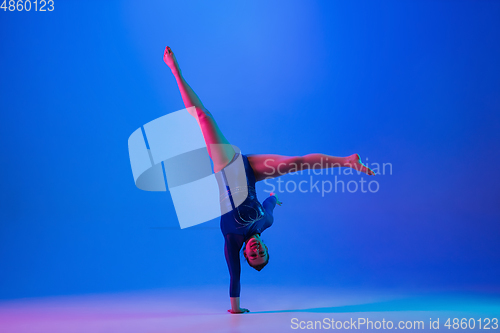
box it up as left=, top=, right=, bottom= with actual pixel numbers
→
left=0, top=286, right=498, bottom=333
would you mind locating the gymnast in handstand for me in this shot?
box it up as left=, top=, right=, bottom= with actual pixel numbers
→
left=163, top=46, right=375, bottom=314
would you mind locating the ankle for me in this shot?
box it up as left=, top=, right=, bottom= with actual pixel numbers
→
left=343, top=154, right=356, bottom=167
left=340, top=156, right=350, bottom=167
left=171, top=67, right=182, bottom=77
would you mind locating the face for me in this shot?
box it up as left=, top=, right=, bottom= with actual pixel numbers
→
left=244, top=234, right=268, bottom=266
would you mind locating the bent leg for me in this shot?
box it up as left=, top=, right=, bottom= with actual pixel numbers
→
left=262, top=195, right=278, bottom=215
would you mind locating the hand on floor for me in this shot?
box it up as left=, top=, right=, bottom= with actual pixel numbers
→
left=228, top=308, right=250, bottom=314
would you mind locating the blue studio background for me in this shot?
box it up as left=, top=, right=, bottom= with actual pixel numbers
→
left=1, top=0, right=499, bottom=300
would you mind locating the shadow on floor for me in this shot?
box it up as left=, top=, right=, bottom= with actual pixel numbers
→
left=251, top=295, right=500, bottom=314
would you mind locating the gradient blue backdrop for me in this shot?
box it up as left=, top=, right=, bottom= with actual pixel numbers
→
left=1, top=0, right=499, bottom=300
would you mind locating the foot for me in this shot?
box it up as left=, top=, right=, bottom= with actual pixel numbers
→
left=163, top=46, right=180, bottom=73
left=270, top=192, right=283, bottom=206
left=345, top=154, right=375, bottom=175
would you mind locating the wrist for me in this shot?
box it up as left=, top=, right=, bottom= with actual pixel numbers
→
left=230, top=296, right=240, bottom=309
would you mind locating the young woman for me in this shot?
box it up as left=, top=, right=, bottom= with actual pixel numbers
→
left=163, top=46, right=375, bottom=314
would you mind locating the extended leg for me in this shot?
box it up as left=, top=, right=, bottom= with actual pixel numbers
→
left=164, top=46, right=234, bottom=172
left=248, top=153, right=375, bottom=182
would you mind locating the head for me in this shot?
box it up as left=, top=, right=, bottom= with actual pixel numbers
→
left=243, top=234, right=269, bottom=271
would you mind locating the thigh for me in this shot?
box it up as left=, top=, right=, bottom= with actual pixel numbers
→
left=194, top=107, right=235, bottom=173
left=247, top=154, right=302, bottom=182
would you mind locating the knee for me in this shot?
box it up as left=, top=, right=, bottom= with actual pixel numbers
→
left=285, top=156, right=305, bottom=171
left=263, top=195, right=277, bottom=211
left=294, top=156, right=305, bottom=166
left=194, top=106, right=213, bottom=119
